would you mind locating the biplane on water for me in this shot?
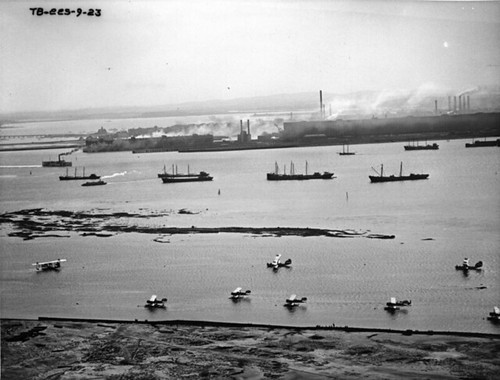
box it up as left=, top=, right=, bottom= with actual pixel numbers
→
left=267, top=254, right=292, bottom=270
left=229, top=287, right=251, bottom=300
left=384, top=297, right=412, bottom=312
left=32, top=259, right=66, bottom=272
left=455, top=258, right=483, bottom=272
left=284, top=294, right=307, bottom=308
left=145, top=295, right=167, bottom=309
left=487, top=306, right=500, bottom=322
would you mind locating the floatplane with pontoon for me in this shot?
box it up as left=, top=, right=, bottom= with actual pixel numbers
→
left=229, top=287, right=251, bottom=300
left=267, top=254, right=292, bottom=270
left=32, top=259, right=66, bottom=272
left=145, top=295, right=167, bottom=309
left=284, top=294, right=307, bottom=308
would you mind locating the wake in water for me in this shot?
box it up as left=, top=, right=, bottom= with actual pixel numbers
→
left=0, top=208, right=396, bottom=241
left=101, top=171, right=127, bottom=179
left=0, top=165, right=41, bottom=168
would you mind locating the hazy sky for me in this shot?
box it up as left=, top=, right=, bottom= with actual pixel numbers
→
left=1, top=0, right=499, bottom=113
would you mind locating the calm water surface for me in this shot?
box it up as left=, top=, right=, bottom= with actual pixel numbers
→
left=1, top=138, right=499, bottom=333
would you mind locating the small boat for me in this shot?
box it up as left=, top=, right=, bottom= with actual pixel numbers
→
left=267, top=161, right=334, bottom=181
left=487, top=306, right=500, bottom=322
left=384, top=297, right=411, bottom=312
left=455, top=258, right=483, bottom=271
left=338, top=144, right=356, bottom=155
left=32, top=259, right=66, bottom=272
left=404, top=141, right=439, bottom=150
left=369, top=162, right=429, bottom=183
left=284, top=294, right=307, bottom=308
left=229, top=287, right=251, bottom=300
left=59, top=167, right=100, bottom=181
left=145, top=295, right=167, bottom=309
left=42, top=153, right=72, bottom=167
left=81, top=180, right=107, bottom=187
left=266, top=254, right=292, bottom=270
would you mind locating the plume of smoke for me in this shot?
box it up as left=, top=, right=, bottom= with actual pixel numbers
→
left=101, top=171, right=127, bottom=179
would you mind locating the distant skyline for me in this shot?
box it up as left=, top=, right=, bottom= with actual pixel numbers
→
left=1, top=0, right=500, bottom=113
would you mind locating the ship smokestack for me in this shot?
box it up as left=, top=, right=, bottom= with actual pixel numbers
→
left=319, top=90, right=323, bottom=120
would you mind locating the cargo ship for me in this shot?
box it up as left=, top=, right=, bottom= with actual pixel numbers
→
left=161, top=171, right=213, bottom=183
left=465, top=138, right=500, bottom=148
left=59, top=167, right=100, bottom=181
left=404, top=141, right=439, bottom=150
left=267, top=161, right=334, bottom=181
left=42, top=153, right=72, bottom=167
left=369, top=163, right=429, bottom=183
left=160, top=164, right=213, bottom=183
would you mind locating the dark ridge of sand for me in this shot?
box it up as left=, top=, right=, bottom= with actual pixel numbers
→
left=2, top=318, right=499, bottom=380
left=0, top=208, right=395, bottom=241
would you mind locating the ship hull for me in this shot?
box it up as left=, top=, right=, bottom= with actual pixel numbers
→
left=161, top=176, right=213, bottom=183
left=369, top=174, right=429, bottom=183
left=267, top=172, right=334, bottom=181
left=42, top=161, right=72, bottom=167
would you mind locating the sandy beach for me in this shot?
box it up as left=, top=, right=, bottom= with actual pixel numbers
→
left=2, top=318, right=499, bottom=379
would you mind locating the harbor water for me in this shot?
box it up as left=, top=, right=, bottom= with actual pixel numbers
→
left=1, top=137, right=499, bottom=333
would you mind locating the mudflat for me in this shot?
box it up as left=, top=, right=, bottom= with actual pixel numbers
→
left=2, top=319, right=499, bottom=379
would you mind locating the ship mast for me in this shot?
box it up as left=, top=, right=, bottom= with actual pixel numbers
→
left=399, top=162, right=403, bottom=177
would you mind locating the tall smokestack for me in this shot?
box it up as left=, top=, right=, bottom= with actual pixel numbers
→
left=435, top=100, right=438, bottom=114
left=458, top=95, right=462, bottom=112
left=247, top=119, right=250, bottom=135
left=319, top=90, right=323, bottom=120
left=448, top=96, right=451, bottom=112
left=467, top=95, right=470, bottom=111
left=240, top=120, right=243, bottom=133
left=454, top=96, right=457, bottom=112
left=463, top=96, right=467, bottom=112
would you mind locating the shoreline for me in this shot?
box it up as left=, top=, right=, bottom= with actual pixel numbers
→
left=2, top=317, right=499, bottom=379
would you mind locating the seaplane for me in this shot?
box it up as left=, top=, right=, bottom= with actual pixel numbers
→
left=144, top=295, right=167, bottom=309
left=229, top=287, right=251, bottom=300
left=32, top=259, right=66, bottom=272
left=284, top=294, right=307, bottom=308
left=487, top=306, right=500, bottom=322
left=455, top=258, right=483, bottom=272
left=267, top=254, right=292, bottom=270
left=384, top=297, right=411, bottom=312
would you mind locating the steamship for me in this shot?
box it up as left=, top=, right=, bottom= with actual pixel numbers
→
left=59, top=167, right=100, bottom=181
left=159, top=164, right=213, bottom=183
left=42, top=154, right=72, bottom=167
left=369, top=163, right=429, bottom=183
left=267, top=161, right=334, bottom=181
left=404, top=141, right=439, bottom=150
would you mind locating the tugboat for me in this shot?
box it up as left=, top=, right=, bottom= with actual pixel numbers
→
left=42, top=153, right=72, bottom=167
left=369, top=163, right=429, bottom=183
left=267, top=161, right=334, bottom=181
left=59, top=167, right=100, bottom=181
left=81, top=179, right=106, bottom=187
